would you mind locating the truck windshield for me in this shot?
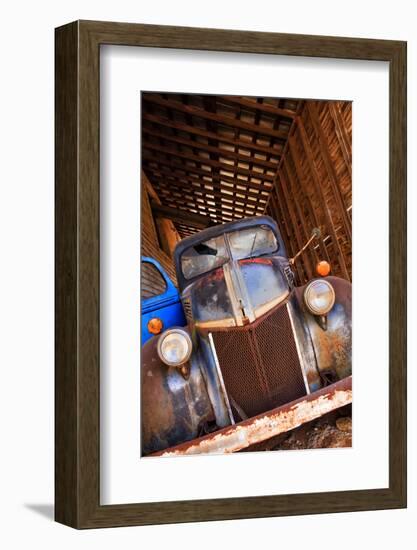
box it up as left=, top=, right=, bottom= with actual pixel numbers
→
left=228, top=226, right=277, bottom=260
left=181, top=225, right=278, bottom=280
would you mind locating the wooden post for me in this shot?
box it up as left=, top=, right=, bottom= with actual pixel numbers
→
left=142, top=170, right=181, bottom=256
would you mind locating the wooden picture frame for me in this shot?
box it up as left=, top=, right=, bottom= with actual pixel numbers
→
left=55, top=20, right=407, bottom=528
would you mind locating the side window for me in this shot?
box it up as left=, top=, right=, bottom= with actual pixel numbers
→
left=141, top=262, right=167, bottom=300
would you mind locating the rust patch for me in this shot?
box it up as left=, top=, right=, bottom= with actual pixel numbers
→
left=239, top=258, right=273, bottom=266
left=313, top=325, right=350, bottom=372
left=141, top=338, right=176, bottom=447
left=151, top=376, right=352, bottom=456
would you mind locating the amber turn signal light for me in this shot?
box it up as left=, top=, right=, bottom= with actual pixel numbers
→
left=148, top=317, right=163, bottom=335
left=316, top=260, right=331, bottom=277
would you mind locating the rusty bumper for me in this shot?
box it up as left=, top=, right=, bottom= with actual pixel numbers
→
left=151, top=376, right=352, bottom=456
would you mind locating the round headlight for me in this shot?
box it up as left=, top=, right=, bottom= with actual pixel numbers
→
left=304, top=279, right=335, bottom=316
left=157, top=329, right=192, bottom=367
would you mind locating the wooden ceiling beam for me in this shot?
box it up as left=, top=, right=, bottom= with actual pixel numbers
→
left=152, top=177, right=221, bottom=217
left=147, top=172, right=266, bottom=216
left=146, top=162, right=238, bottom=214
left=142, top=127, right=279, bottom=168
left=218, top=96, right=297, bottom=119
left=143, top=141, right=278, bottom=172
left=142, top=149, right=276, bottom=182
left=158, top=195, right=255, bottom=222
left=157, top=196, right=243, bottom=225
left=143, top=113, right=282, bottom=156
left=142, top=94, right=289, bottom=140
left=153, top=180, right=264, bottom=217
left=143, top=163, right=272, bottom=199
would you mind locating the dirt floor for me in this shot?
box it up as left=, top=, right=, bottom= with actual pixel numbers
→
left=242, top=405, right=352, bottom=452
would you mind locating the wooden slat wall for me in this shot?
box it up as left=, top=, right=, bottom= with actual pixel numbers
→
left=266, top=100, right=352, bottom=284
left=141, top=180, right=177, bottom=285
left=141, top=262, right=167, bottom=299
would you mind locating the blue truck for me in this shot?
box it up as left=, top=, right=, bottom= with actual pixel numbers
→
left=141, top=256, right=186, bottom=345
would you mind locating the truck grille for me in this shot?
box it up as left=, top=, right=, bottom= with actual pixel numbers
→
left=211, top=302, right=307, bottom=418
left=182, top=298, right=193, bottom=322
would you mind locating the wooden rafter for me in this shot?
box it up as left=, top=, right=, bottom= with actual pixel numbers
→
left=143, top=113, right=283, bottom=156
left=142, top=94, right=290, bottom=140
left=219, top=95, right=297, bottom=119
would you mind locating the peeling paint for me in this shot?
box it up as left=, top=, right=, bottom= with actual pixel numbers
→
left=152, top=376, right=352, bottom=456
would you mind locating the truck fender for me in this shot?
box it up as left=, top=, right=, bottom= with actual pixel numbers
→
left=141, top=328, right=215, bottom=456
left=295, top=276, right=352, bottom=382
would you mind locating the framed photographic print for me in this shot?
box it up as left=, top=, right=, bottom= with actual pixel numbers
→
left=55, top=20, right=407, bottom=528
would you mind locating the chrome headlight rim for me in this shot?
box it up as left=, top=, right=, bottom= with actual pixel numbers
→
left=157, top=328, right=193, bottom=367
left=304, top=279, right=336, bottom=316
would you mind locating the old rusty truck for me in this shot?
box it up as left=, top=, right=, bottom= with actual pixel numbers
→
left=141, top=215, right=352, bottom=456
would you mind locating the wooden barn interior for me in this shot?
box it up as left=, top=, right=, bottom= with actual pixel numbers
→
left=141, top=92, right=352, bottom=287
